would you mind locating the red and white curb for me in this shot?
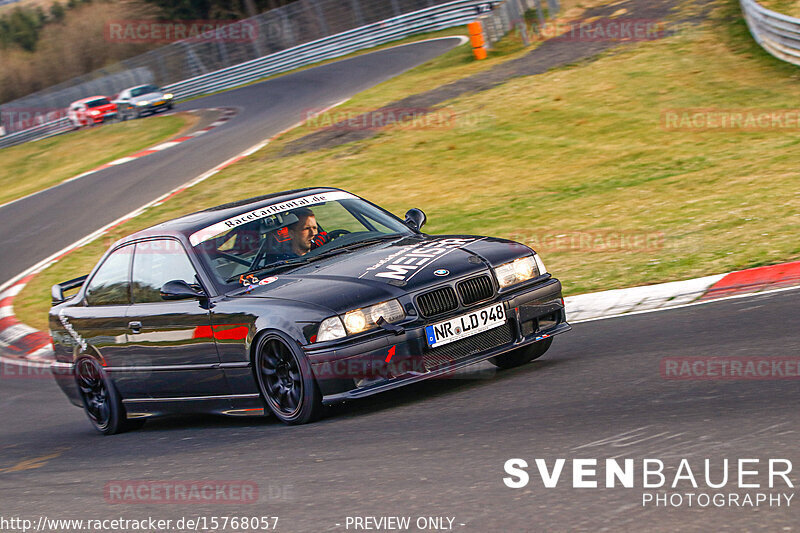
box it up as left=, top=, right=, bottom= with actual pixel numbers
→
left=62, top=108, right=238, bottom=184
left=0, top=101, right=348, bottom=368
left=0, top=108, right=238, bottom=214
left=565, top=260, right=800, bottom=322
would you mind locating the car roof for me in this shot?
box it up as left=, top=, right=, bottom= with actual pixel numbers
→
left=72, top=96, right=110, bottom=104
left=116, top=187, right=344, bottom=246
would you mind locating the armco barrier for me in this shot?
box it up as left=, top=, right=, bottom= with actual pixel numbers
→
left=165, top=0, right=500, bottom=100
left=741, top=0, right=800, bottom=66
left=0, top=118, right=74, bottom=149
left=0, top=0, right=499, bottom=150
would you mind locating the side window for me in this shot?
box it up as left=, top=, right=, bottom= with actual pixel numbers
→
left=132, top=240, right=199, bottom=304
left=85, top=245, right=133, bottom=306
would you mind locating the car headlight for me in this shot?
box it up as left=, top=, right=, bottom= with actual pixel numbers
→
left=533, top=253, right=547, bottom=275
left=317, top=299, right=405, bottom=342
left=89, top=110, right=100, bottom=115
left=493, top=256, right=540, bottom=288
left=164, top=93, right=174, bottom=99
left=317, top=316, right=346, bottom=342
left=136, top=101, right=149, bottom=106
left=344, top=299, right=405, bottom=335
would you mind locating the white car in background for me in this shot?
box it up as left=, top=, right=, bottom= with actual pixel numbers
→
left=113, top=84, right=175, bottom=120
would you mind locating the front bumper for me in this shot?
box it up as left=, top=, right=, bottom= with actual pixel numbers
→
left=140, top=101, right=172, bottom=113
left=305, top=278, right=570, bottom=404
left=91, top=112, right=117, bottom=124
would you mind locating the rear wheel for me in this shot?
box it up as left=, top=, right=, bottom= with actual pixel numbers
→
left=75, top=357, right=142, bottom=435
left=490, top=337, right=553, bottom=369
left=255, top=334, right=323, bottom=425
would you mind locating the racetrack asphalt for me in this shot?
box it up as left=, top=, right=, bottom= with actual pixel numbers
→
left=1, top=33, right=799, bottom=532
left=0, top=289, right=797, bottom=531
left=0, top=36, right=463, bottom=287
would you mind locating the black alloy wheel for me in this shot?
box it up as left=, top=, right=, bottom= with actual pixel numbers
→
left=255, top=334, right=323, bottom=424
left=75, top=357, right=142, bottom=435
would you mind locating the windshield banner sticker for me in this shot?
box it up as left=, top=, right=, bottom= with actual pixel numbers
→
left=189, top=191, right=356, bottom=246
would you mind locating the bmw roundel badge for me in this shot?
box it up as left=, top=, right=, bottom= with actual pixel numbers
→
left=434, top=269, right=450, bottom=277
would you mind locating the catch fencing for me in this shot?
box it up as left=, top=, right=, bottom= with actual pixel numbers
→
left=478, top=0, right=559, bottom=47
left=741, top=0, right=800, bottom=67
left=0, top=0, right=500, bottom=148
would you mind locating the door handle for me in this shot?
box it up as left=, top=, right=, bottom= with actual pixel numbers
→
left=128, top=321, right=142, bottom=333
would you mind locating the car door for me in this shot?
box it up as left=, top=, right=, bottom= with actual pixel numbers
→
left=116, top=90, right=131, bottom=119
left=62, top=243, right=134, bottom=391
left=68, top=103, right=81, bottom=127
left=124, top=238, right=228, bottom=399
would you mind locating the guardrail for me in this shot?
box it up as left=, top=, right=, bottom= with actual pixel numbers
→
left=741, top=0, right=800, bottom=66
left=167, top=0, right=499, bottom=99
left=0, top=118, right=74, bottom=149
left=1, top=0, right=497, bottom=150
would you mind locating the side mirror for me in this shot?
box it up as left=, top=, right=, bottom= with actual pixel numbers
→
left=404, top=208, right=427, bottom=231
left=160, top=280, right=205, bottom=301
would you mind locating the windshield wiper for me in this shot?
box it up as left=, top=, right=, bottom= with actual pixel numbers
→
left=224, top=235, right=402, bottom=283
left=300, top=235, right=397, bottom=261
left=225, top=258, right=309, bottom=283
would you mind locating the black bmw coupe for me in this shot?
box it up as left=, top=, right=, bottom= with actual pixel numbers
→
left=50, top=188, right=570, bottom=433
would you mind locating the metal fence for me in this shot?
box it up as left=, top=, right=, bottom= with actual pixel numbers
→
left=479, top=0, right=559, bottom=47
left=741, top=0, right=800, bottom=67
left=0, top=0, right=498, bottom=148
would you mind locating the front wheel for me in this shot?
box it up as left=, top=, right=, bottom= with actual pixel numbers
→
left=255, top=333, right=323, bottom=425
left=75, top=357, right=141, bottom=435
left=490, top=337, right=553, bottom=369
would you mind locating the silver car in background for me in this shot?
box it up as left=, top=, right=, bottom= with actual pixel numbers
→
left=114, top=84, right=175, bottom=120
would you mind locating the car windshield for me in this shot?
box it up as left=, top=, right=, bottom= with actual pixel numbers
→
left=191, top=192, right=415, bottom=287
left=130, top=85, right=159, bottom=97
left=86, top=98, right=110, bottom=107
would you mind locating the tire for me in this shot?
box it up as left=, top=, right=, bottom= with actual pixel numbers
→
left=490, top=337, right=553, bottom=369
left=75, top=357, right=142, bottom=435
left=254, top=333, right=323, bottom=425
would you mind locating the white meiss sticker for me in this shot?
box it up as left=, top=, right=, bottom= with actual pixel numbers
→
left=189, top=191, right=357, bottom=246
left=365, top=237, right=477, bottom=282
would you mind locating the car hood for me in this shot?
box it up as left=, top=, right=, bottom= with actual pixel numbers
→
left=228, top=235, right=533, bottom=313
left=93, top=103, right=116, bottom=112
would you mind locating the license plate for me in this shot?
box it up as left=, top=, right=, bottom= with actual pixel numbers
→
left=425, top=303, right=506, bottom=348
left=155, top=101, right=165, bottom=106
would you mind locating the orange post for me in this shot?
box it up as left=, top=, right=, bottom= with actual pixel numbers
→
left=468, top=20, right=487, bottom=60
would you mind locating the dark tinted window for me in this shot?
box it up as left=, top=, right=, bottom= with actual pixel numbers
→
left=130, top=85, right=159, bottom=97
left=132, top=240, right=198, bottom=304
left=86, top=98, right=110, bottom=108
left=85, top=245, right=133, bottom=306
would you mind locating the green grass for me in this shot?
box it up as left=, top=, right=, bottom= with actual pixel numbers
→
left=758, top=0, right=800, bottom=18
left=15, top=0, right=800, bottom=331
left=0, top=113, right=194, bottom=207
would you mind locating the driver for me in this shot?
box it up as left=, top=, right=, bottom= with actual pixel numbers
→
left=287, top=207, right=326, bottom=256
